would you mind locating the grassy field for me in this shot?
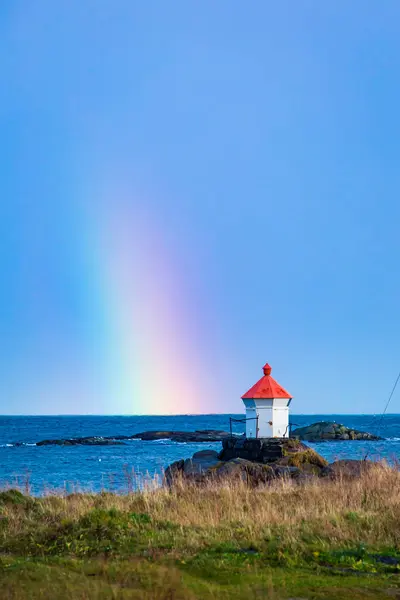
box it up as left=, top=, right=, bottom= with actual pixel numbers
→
left=1, top=464, right=400, bottom=599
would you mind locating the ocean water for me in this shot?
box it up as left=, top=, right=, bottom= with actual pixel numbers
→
left=0, top=414, right=398, bottom=495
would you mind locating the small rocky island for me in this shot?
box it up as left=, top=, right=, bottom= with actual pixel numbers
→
left=34, top=430, right=234, bottom=446
left=291, top=421, right=381, bottom=441
left=130, top=430, right=233, bottom=442
left=165, top=437, right=380, bottom=487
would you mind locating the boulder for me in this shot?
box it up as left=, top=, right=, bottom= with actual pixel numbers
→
left=271, top=465, right=302, bottom=479
left=165, top=457, right=299, bottom=487
left=213, top=458, right=276, bottom=485
left=273, top=447, right=328, bottom=475
left=219, top=436, right=310, bottom=463
left=183, top=450, right=221, bottom=476
left=164, top=459, right=185, bottom=486
left=165, top=439, right=329, bottom=487
left=291, top=421, right=381, bottom=442
left=321, top=459, right=384, bottom=479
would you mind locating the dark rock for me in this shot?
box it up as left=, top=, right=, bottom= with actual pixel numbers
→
left=165, top=438, right=329, bottom=487
left=36, top=437, right=126, bottom=446
left=164, top=459, right=185, bottom=486
left=272, top=447, right=328, bottom=475
left=131, top=430, right=236, bottom=443
left=213, top=458, right=275, bottom=486
left=35, top=430, right=238, bottom=446
left=321, top=459, right=384, bottom=479
left=291, top=421, right=381, bottom=442
left=219, top=436, right=310, bottom=463
left=183, top=450, right=221, bottom=476
left=271, top=465, right=302, bottom=479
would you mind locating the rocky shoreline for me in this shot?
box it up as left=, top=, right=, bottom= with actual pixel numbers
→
left=165, top=437, right=384, bottom=487
left=11, top=421, right=380, bottom=447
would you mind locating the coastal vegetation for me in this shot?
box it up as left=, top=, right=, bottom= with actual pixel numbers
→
left=1, top=462, right=400, bottom=598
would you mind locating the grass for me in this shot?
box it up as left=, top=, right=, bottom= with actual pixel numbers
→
left=0, top=464, right=400, bottom=598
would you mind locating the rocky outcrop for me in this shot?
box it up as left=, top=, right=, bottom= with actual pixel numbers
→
left=321, top=459, right=385, bottom=479
left=164, top=442, right=390, bottom=487
left=291, top=421, right=381, bottom=442
left=36, top=437, right=126, bottom=446
left=130, top=430, right=235, bottom=443
left=165, top=438, right=329, bottom=487
left=219, top=436, right=314, bottom=463
left=29, top=424, right=382, bottom=447
left=165, top=454, right=277, bottom=487
left=34, top=430, right=237, bottom=446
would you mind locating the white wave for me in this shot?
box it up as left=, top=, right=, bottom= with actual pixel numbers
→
left=0, top=442, right=38, bottom=447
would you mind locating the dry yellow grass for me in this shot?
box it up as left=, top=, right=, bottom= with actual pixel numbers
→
left=3, top=461, right=400, bottom=543
left=1, top=463, right=400, bottom=599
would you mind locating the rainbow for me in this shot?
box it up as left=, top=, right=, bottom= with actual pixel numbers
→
left=80, top=186, right=213, bottom=414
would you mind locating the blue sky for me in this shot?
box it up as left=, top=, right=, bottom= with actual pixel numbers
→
left=1, top=1, right=400, bottom=415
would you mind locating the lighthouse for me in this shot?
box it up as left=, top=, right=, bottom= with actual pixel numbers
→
left=242, top=363, right=292, bottom=438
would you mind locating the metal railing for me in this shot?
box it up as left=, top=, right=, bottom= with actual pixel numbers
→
left=229, top=416, right=259, bottom=438
left=230, top=418, right=298, bottom=440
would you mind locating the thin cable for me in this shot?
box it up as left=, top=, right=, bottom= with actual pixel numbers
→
left=376, top=369, right=400, bottom=437
left=363, top=368, right=400, bottom=460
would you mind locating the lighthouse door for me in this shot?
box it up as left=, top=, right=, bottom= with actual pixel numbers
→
left=256, top=407, right=273, bottom=438
left=245, top=407, right=257, bottom=438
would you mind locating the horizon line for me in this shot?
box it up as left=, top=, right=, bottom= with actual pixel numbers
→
left=0, top=413, right=397, bottom=417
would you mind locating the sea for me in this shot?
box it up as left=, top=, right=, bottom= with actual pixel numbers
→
left=0, top=414, right=399, bottom=495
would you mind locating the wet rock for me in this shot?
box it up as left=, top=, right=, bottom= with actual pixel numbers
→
left=36, top=437, right=126, bottom=446
left=131, top=430, right=236, bottom=443
left=291, top=421, right=381, bottom=442
left=35, top=430, right=237, bottom=446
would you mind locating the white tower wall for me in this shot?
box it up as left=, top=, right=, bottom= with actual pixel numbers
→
left=243, top=398, right=290, bottom=438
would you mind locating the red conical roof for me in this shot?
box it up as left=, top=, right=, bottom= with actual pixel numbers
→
left=242, top=363, right=292, bottom=399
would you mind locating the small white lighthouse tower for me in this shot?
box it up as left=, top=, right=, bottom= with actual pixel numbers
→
left=241, top=363, right=292, bottom=438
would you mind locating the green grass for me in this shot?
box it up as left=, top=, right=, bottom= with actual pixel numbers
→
left=1, top=467, right=400, bottom=598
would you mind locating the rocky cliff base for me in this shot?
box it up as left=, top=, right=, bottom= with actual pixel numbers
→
left=165, top=437, right=334, bottom=487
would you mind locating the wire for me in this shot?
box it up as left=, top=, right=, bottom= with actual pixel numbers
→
left=375, top=369, right=400, bottom=437
left=363, top=368, right=400, bottom=460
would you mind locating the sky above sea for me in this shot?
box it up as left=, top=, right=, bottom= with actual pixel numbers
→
left=1, top=2, right=400, bottom=415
